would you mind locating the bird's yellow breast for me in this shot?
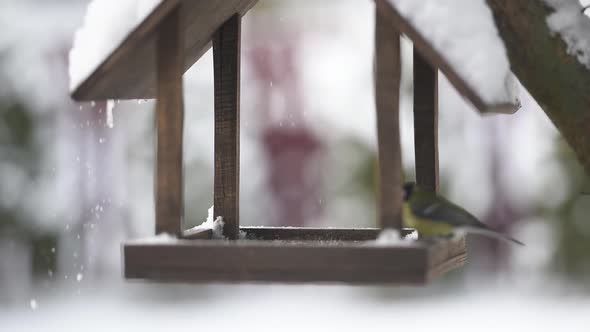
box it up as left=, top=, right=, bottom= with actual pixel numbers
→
left=402, top=203, right=454, bottom=237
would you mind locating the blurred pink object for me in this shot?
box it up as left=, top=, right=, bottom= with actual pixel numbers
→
left=247, top=26, right=323, bottom=226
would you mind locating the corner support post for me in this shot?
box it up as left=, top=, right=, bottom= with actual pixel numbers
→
left=413, top=50, right=439, bottom=193
left=155, top=7, right=185, bottom=236
left=375, top=8, right=403, bottom=231
left=213, top=15, right=241, bottom=239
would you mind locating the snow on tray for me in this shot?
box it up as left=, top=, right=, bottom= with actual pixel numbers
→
left=387, top=0, right=517, bottom=105
left=544, top=0, right=590, bottom=69
left=373, top=229, right=418, bottom=247
left=68, top=0, right=162, bottom=91
left=185, top=206, right=226, bottom=239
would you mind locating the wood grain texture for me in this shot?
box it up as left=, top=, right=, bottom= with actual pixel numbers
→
left=375, top=7, right=403, bottom=231
left=213, top=15, right=241, bottom=240
left=71, top=0, right=258, bottom=101
left=413, top=50, right=439, bottom=193
left=427, top=235, right=467, bottom=281
left=123, top=235, right=466, bottom=284
left=155, top=8, right=184, bottom=236
left=374, top=0, right=518, bottom=114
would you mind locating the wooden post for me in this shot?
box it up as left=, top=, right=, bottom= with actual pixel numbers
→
left=413, top=50, right=439, bottom=192
left=213, top=15, right=241, bottom=240
left=374, top=8, right=403, bottom=231
left=155, top=8, right=184, bottom=236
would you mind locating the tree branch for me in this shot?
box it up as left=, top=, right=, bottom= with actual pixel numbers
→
left=487, top=0, right=590, bottom=174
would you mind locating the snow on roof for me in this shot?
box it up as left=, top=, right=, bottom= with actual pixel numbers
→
left=544, top=0, right=590, bottom=70
left=69, top=0, right=519, bottom=108
left=68, top=0, right=162, bottom=91
left=386, top=0, right=517, bottom=106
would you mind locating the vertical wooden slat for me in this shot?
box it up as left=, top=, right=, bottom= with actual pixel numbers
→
left=374, top=8, right=403, bottom=230
left=413, top=49, right=439, bottom=192
left=213, top=15, right=241, bottom=240
left=155, top=8, right=184, bottom=236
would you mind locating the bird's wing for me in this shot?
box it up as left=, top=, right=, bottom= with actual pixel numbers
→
left=409, top=190, right=525, bottom=245
left=409, top=193, right=481, bottom=228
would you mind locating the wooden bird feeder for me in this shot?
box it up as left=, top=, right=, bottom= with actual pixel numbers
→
left=71, top=0, right=519, bottom=284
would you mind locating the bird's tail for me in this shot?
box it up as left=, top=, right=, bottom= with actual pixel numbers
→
left=463, top=226, right=525, bottom=246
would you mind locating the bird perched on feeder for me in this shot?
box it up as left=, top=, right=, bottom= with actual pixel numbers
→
left=402, top=182, right=524, bottom=245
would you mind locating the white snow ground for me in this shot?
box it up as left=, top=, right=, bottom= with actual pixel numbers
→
left=1, top=283, right=588, bottom=332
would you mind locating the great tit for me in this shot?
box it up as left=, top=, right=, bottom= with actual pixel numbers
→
left=402, top=182, right=524, bottom=245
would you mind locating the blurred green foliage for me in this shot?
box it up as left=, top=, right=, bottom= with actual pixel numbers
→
left=0, top=99, right=57, bottom=278
left=2, top=102, right=33, bottom=147
left=551, top=138, right=590, bottom=283
left=0, top=101, right=33, bottom=234
left=31, top=235, right=58, bottom=276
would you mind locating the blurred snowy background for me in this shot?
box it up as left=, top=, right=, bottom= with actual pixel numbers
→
left=1, top=0, right=590, bottom=331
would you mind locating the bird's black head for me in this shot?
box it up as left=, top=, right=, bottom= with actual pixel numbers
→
left=403, top=182, right=415, bottom=201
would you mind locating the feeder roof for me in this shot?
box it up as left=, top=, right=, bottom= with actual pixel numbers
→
left=378, top=0, right=519, bottom=113
left=71, top=0, right=519, bottom=113
left=70, top=0, right=258, bottom=101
